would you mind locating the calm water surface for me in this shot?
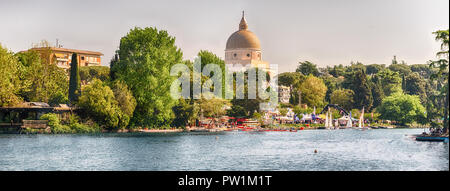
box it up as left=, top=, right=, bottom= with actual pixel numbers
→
left=0, top=129, right=448, bottom=171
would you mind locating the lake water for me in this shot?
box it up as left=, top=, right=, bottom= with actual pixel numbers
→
left=0, top=129, right=448, bottom=171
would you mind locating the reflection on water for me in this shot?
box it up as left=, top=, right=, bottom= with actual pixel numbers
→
left=0, top=129, right=448, bottom=171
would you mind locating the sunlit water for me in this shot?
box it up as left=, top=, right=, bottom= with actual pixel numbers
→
left=0, top=129, right=448, bottom=171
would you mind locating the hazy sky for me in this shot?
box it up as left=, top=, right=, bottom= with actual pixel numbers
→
left=0, top=0, right=448, bottom=73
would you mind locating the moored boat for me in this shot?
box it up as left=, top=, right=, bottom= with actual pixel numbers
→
left=416, top=136, right=449, bottom=143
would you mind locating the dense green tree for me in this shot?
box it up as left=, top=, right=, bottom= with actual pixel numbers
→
left=16, top=50, right=68, bottom=104
left=298, top=75, right=327, bottom=108
left=197, top=50, right=227, bottom=98
left=389, top=56, right=411, bottom=76
left=230, top=68, right=272, bottom=117
left=111, top=27, right=183, bottom=127
left=404, top=72, right=427, bottom=103
left=78, top=79, right=128, bottom=129
left=328, top=64, right=346, bottom=78
left=375, top=69, right=403, bottom=96
left=109, top=53, right=119, bottom=81
left=79, top=66, right=110, bottom=84
left=279, top=107, right=288, bottom=116
left=198, top=93, right=230, bottom=118
left=277, top=72, right=304, bottom=87
left=321, top=75, right=343, bottom=102
left=296, top=61, right=319, bottom=76
left=350, top=68, right=373, bottom=110
left=377, top=92, right=426, bottom=125
left=172, top=98, right=199, bottom=128
left=111, top=80, right=136, bottom=117
left=330, top=89, right=354, bottom=111
left=227, top=105, right=247, bottom=118
left=0, top=45, right=22, bottom=106
left=428, top=29, right=449, bottom=133
left=410, top=64, right=434, bottom=79
left=371, top=75, right=385, bottom=109
left=68, top=53, right=81, bottom=103
left=366, top=64, right=385, bottom=75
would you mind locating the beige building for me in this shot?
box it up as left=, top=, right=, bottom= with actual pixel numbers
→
left=278, top=85, right=291, bottom=104
left=225, top=12, right=270, bottom=71
left=27, top=47, right=103, bottom=70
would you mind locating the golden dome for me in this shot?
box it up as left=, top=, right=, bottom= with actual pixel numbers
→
left=226, top=12, right=261, bottom=50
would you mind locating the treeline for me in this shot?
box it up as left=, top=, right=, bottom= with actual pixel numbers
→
left=278, top=30, right=448, bottom=129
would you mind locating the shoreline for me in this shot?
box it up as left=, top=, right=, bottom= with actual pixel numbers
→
left=0, top=125, right=429, bottom=134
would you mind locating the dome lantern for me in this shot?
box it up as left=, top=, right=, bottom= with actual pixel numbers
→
left=239, top=11, right=248, bottom=30
left=226, top=12, right=261, bottom=50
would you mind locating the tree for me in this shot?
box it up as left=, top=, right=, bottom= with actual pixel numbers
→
left=428, top=29, right=449, bottom=133
left=79, top=66, right=110, bottom=84
left=111, top=80, right=136, bottom=117
left=16, top=50, right=68, bottom=104
left=111, top=27, right=183, bottom=128
left=172, top=98, right=199, bottom=128
left=296, top=61, right=319, bottom=76
left=0, top=44, right=22, bottom=106
left=298, top=75, right=327, bottom=108
left=227, top=105, right=247, bottom=118
left=328, top=64, right=346, bottom=78
left=389, top=56, right=411, bottom=76
left=366, top=64, right=385, bottom=75
left=198, top=94, right=230, bottom=118
left=78, top=79, right=128, bottom=129
left=230, top=68, right=271, bottom=117
left=277, top=72, right=305, bottom=87
left=330, top=89, right=354, bottom=111
left=375, top=69, right=403, bottom=96
left=197, top=50, right=227, bottom=98
left=279, top=107, right=288, bottom=116
left=411, top=64, right=434, bottom=79
left=371, top=76, right=385, bottom=109
left=68, top=53, right=81, bottom=103
left=321, top=75, right=343, bottom=102
left=404, top=72, right=427, bottom=103
left=377, top=92, right=426, bottom=125
left=350, top=68, right=373, bottom=110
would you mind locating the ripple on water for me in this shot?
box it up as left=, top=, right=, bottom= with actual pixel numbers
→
left=0, top=129, right=448, bottom=171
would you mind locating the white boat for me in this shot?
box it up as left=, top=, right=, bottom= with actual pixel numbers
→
left=358, top=107, right=370, bottom=130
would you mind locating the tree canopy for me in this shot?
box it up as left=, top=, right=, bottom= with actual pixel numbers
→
left=298, top=75, right=327, bottom=108
left=111, top=27, right=183, bottom=128
left=330, top=89, right=354, bottom=111
left=377, top=92, right=426, bottom=125
left=296, top=61, right=319, bottom=76
left=0, top=45, right=22, bottom=106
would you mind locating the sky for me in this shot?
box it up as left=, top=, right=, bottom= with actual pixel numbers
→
left=0, top=0, right=448, bottom=73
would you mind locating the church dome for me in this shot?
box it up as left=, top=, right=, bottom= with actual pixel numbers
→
left=226, top=12, right=261, bottom=50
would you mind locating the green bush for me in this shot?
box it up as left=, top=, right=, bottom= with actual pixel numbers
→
left=40, top=113, right=100, bottom=134
left=40, top=113, right=73, bottom=134
left=78, top=79, right=127, bottom=129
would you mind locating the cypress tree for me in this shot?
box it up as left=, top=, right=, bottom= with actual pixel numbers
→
left=371, top=76, right=385, bottom=109
left=68, top=53, right=81, bottom=104
left=352, top=69, right=373, bottom=111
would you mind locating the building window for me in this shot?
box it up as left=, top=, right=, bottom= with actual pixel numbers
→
left=234, top=53, right=237, bottom=57
left=247, top=53, right=250, bottom=57
left=81, top=56, right=85, bottom=60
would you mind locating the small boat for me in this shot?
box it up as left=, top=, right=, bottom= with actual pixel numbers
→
left=416, top=136, right=449, bottom=143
